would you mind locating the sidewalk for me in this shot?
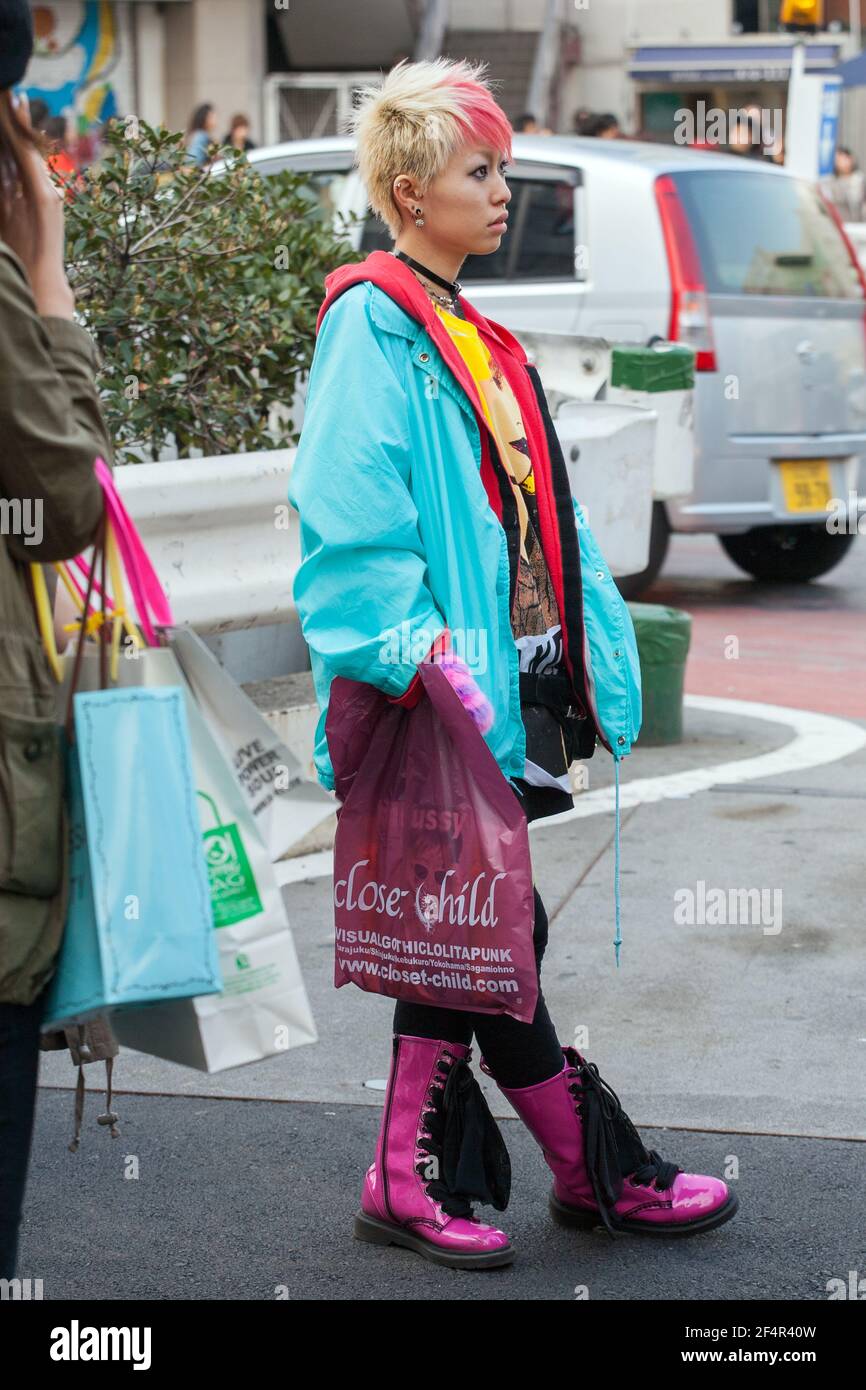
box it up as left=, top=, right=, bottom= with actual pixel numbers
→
left=26, top=696, right=866, bottom=1298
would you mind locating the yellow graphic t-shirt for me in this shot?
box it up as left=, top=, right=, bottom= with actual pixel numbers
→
left=435, top=305, right=532, bottom=560
left=433, top=304, right=561, bottom=647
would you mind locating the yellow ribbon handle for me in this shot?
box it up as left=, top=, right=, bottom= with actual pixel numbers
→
left=29, top=518, right=147, bottom=684
left=29, top=562, right=63, bottom=682
left=105, top=522, right=145, bottom=678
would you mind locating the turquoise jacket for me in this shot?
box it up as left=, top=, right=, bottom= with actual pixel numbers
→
left=288, top=253, right=642, bottom=961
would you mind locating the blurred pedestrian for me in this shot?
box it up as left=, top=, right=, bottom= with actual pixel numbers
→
left=222, top=112, right=255, bottom=153
left=582, top=112, right=621, bottom=139
left=822, top=146, right=865, bottom=223
left=185, top=102, right=218, bottom=167
left=25, top=95, right=47, bottom=131
left=42, top=113, right=76, bottom=184
left=728, top=104, right=768, bottom=159
left=515, top=113, right=552, bottom=136
left=0, top=0, right=115, bottom=1279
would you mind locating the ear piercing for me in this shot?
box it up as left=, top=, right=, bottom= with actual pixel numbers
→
left=414, top=206, right=425, bottom=227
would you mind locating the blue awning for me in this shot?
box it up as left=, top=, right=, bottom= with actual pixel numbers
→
left=834, top=49, right=866, bottom=87
left=628, top=43, right=844, bottom=84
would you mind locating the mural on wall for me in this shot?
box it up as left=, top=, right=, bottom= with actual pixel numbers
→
left=22, top=1, right=130, bottom=130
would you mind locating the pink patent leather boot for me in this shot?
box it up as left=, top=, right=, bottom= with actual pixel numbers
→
left=490, top=1047, right=738, bottom=1238
left=354, top=1035, right=515, bottom=1269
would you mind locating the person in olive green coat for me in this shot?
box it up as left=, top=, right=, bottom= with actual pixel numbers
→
left=0, top=0, right=115, bottom=1277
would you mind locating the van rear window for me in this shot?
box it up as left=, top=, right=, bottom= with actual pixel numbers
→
left=671, top=170, right=862, bottom=299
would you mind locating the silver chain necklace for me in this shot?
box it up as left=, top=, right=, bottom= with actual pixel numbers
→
left=405, top=264, right=461, bottom=308
left=417, top=277, right=459, bottom=311
left=394, top=252, right=461, bottom=310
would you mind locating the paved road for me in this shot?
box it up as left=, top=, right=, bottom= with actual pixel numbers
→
left=651, top=531, right=866, bottom=718
left=17, top=1090, right=863, bottom=1302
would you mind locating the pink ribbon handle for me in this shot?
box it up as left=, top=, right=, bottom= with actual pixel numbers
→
left=93, top=456, right=174, bottom=644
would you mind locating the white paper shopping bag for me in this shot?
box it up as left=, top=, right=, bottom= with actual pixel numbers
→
left=111, top=648, right=317, bottom=1071
left=168, top=625, right=335, bottom=862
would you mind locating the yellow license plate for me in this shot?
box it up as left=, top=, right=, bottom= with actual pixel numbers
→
left=777, top=459, right=832, bottom=514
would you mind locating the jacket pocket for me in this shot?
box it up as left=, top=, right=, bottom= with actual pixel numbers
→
left=0, top=709, right=64, bottom=899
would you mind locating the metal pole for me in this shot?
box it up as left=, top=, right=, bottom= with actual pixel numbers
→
left=415, top=0, right=449, bottom=62
left=526, top=0, right=562, bottom=128
left=130, top=0, right=140, bottom=120
left=851, top=0, right=862, bottom=50
left=784, top=39, right=807, bottom=173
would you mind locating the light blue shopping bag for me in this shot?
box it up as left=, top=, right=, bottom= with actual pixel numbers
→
left=42, top=685, right=222, bottom=1030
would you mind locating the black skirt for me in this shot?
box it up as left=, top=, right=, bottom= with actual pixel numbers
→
left=510, top=776, right=575, bottom=825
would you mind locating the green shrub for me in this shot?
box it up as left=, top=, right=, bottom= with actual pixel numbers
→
left=64, top=120, right=360, bottom=461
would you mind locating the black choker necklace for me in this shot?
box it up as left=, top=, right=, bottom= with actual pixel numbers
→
left=394, top=250, right=462, bottom=300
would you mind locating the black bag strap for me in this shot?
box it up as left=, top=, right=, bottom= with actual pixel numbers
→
left=518, top=670, right=586, bottom=722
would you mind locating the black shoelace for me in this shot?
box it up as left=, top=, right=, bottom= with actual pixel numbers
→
left=416, top=1053, right=511, bottom=1219
left=564, top=1046, right=682, bottom=1237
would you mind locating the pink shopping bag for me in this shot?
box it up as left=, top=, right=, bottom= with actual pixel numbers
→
left=328, top=660, right=538, bottom=1023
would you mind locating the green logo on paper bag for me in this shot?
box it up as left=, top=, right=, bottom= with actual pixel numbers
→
left=197, top=792, right=264, bottom=927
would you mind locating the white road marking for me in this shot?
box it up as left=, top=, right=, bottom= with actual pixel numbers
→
left=541, top=695, right=866, bottom=825
left=274, top=695, right=866, bottom=883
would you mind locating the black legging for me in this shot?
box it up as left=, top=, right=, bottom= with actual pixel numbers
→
left=0, top=992, right=44, bottom=1279
left=393, top=882, right=565, bottom=1089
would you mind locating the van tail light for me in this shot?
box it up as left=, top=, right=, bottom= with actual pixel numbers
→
left=817, top=184, right=866, bottom=303
left=654, top=174, right=717, bottom=372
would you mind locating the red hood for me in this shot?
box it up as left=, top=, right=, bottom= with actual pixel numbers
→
left=317, top=250, right=528, bottom=366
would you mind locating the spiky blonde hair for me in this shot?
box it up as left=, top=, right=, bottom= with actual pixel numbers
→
left=348, top=57, right=513, bottom=241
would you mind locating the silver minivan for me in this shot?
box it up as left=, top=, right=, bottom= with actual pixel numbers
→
left=251, top=133, right=866, bottom=588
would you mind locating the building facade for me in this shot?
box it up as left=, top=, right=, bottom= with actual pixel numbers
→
left=18, top=1, right=866, bottom=166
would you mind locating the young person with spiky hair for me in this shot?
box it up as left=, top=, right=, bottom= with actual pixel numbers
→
left=289, top=57, right=738, bottom=1269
